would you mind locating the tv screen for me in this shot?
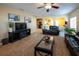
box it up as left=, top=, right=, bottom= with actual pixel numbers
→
left=15, top=23, right=27, bottom=30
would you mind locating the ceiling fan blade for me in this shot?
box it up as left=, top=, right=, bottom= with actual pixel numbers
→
left=51, top=3, right=54, bottom=4
left=52, top=6, right=59, bottom=9
left=37, top=6, right=45, bottom=9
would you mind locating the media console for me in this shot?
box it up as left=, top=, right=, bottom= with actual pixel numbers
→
left=8, top=22, right=31, bottom=42
left=9, top=29, right=30, bottom=42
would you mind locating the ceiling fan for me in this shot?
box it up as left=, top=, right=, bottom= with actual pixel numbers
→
left=37, top=3, right=59, bottom=12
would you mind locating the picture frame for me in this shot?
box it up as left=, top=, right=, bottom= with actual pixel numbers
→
left=8, top=13, right=20, bottom=21
left=24, top=16, right=31, bottom=23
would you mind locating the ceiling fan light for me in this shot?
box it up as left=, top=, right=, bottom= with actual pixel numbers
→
left=45, top=5, right=51, bottom=9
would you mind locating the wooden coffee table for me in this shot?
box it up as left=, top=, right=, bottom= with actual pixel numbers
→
left=34, top=36, right=54, bottom=56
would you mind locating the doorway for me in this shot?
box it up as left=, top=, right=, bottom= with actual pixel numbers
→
left=36, top=18, right=42, bottom=29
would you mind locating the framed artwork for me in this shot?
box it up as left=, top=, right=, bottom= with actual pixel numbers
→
left=8, top=13, right=20, bottom=21
left=24, top=16, right=31, bottom=23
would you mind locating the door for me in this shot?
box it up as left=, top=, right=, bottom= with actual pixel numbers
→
left=36, top=18, right=42, bottom=29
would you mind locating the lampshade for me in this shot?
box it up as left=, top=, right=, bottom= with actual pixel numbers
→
left=9, top=27, right=12, bottom=32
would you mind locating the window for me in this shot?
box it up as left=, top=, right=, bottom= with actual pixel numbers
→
left=70, top=17, right=77, bottom=30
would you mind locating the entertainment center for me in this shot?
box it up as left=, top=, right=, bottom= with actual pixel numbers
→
left=8, top=22, right=31, bottom=42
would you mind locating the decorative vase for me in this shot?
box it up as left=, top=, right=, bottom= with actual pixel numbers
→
left=45, top=36, right=50, bottom=43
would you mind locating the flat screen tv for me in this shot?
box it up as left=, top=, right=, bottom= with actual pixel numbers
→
left=15, top=23, right=27, bottom=31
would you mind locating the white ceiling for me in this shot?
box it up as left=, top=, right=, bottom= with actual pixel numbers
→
left=4, top=3, right=79, bottom=17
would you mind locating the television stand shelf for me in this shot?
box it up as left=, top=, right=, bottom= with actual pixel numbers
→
left=9, top=29, right=31, bottom=42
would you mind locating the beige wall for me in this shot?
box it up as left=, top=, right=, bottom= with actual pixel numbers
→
left=0, top=4, right=36, bottom=41
left=68, top=7, right=79, bottom=31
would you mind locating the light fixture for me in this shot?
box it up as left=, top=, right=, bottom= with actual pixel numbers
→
left=45, top=3, right=51, bottom=9
left=37, top=3, right=59, bottom=12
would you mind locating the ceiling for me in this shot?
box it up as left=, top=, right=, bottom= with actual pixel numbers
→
left=3, top=3, right=79, bottom=17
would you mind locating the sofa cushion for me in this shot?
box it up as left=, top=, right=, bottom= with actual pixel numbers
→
left=42, top=26, right=59, bottom=35
left=50, top=26, right=59, bottom=30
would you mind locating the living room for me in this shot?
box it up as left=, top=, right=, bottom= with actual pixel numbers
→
left=0, top=3, right=79, bottom=56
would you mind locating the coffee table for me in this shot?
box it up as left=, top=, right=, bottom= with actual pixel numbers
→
left=34, top=36, right=54, bottom=56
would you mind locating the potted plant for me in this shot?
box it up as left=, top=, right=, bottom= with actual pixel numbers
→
left=65, top=28, right=76, bottom=35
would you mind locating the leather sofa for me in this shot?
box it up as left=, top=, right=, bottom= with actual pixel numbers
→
left=65, top=34, right=79, bottom=56
left=42, top=26, right=60, bottom=35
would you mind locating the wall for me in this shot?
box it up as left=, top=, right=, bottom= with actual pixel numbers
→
left=0, top=4, right=36, bottom=41
left=68, top=7, right=79, bottom=31
left=42, top=15, right=68, bottom=26
left=27, top=16, right=36, bottom=33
